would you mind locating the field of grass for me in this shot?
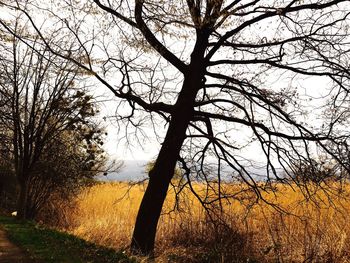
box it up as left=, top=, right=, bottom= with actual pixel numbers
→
left=0, top=216, right=135, bottom=263
left=59, top=181, right=350, bottom=262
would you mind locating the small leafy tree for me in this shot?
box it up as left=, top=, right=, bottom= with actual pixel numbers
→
left=23, top=125, right=106, bottom=219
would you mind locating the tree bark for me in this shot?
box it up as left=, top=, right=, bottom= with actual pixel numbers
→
left=130, top=114, right=189, bottom=255
left=129, top=20, right=210, bottom=253
left=17, top=178, right=29, bottom=219
left=130, top=50, right=208, bottom=254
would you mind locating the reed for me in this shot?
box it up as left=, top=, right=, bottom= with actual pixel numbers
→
left=60, top=181, right=350, bottom=262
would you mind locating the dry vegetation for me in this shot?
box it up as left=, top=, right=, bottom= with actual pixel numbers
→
left=57, top=181, right=350, bottom=262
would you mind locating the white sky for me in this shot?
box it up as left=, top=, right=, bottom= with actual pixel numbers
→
left=1, top=1, right=347, bottom=166
left=97, top=74, right=330, bottom=163
left=96, top=90, right=160, bottom=161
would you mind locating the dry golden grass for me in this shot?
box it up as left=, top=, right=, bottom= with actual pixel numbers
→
left=60, top=181, right=350, bottom=262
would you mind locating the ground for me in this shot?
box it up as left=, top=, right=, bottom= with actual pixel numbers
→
left=0, top=228, right=32, bottom=263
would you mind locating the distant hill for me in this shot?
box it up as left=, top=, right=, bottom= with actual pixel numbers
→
left=95, top=160, right=282, bottom=182
left=96, top=160, right=148, bottom=182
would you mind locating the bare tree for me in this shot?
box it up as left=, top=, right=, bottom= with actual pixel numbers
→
left=2, top=0, right=350, bottom=255
left=0, top=12, right=106, bottom=219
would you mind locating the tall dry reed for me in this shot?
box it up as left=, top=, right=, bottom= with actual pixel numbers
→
left=58, top=181, right=350, bottom=262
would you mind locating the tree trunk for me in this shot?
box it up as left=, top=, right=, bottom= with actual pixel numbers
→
left=130, top=28, right=209, bottom=254
left=130, top=117, right=188, bottom=255
left=130, top=84, right=195, bottom=252
left=130, top=172, right=172, bottom=255
left=17, top=178, right=29, bottom=219
left=131, top=69, right=205, bottom=254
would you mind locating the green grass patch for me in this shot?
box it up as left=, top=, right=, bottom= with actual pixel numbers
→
left=0, top=216, right=136, bottom=263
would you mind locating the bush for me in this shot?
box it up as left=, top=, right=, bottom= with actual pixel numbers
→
left=0, top=166, right=17, bottom=212
left=290, top=158, right=338, bottom=184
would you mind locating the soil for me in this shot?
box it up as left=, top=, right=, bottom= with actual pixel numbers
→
left=0, top=228, right=33, bottom=263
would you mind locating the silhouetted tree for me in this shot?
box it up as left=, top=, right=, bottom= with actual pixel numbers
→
left=0, top=14, right=106, bottom=219
left=2, top=0, right=350, bottom=255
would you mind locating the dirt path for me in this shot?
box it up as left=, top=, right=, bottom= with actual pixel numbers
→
left=0, top=228, right=32, bottom=263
